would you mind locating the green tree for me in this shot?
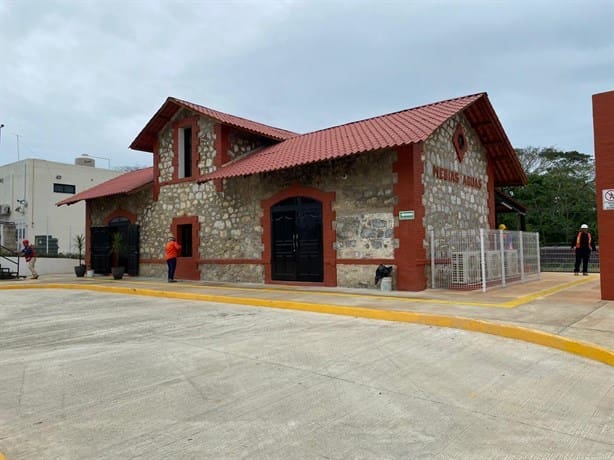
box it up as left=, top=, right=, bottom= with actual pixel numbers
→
left=500, top=147, right=596, bottom=245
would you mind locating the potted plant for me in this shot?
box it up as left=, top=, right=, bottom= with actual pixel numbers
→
left=110, top=232, right=126, bottom=280
left=74, top=234, right=86, bottom=277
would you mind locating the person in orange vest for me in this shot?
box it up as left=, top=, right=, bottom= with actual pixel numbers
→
left=165, top=236, right=182, bottom=282
left=571, top=224, right=597, bottom=276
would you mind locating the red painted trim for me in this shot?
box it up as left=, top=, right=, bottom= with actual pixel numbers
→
left=261, top=184, right=337, bottom=287
left=393, top=143, right=427, bottom=291
left=171, top=215, right=200, bottom=280
left=214, top=124, right=230, bottom=192
left=452, top=124, right=468, bottom=162
left=593, top=91, right=614, bottom=300
left=172, top=116, right=200, bottom=181
left=153, top=138, right=160, bottom=201
left=336, top=259, right=395, bottom=265
left=199, top=258, right=264, bottom=264
left=140, top=258, right=165, bottom=264
left=85, top=200, right=92, bottom=269
left=105, top=208, right=137, bottom=225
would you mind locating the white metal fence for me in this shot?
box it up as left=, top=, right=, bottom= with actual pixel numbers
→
left=428, top=229, right=540, bottom=291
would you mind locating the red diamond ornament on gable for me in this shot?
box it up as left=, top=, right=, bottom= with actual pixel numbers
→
left=452, top=124, right=468, bottom=162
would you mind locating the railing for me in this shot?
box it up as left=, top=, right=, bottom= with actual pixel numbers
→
left=541, top=245, right=600, bottom=272
left=0, top=243, right=21, bottom=279
left=428, top=229, right=541, bottom=292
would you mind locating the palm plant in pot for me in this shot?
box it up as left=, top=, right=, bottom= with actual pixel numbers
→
left=74, top=234, right=86, bottom=277
left=110, top=232, right=126, bottom=280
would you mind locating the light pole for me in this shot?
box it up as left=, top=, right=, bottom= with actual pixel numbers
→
left=0, top=124, right=4, bottom=146
left=82, top=153, right=111, bottom=169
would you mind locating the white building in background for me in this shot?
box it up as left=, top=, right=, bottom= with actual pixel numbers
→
left=0, top=158, right=122, bottom=254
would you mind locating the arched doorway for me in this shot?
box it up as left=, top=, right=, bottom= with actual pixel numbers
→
left=90, top=214, right=140, bottom=275
left=271, top=196, right=323, bottom=282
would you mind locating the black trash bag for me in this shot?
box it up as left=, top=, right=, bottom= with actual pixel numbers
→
left=374, top=264, right=393, bottom=285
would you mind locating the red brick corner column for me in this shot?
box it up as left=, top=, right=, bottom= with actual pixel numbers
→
left=393, top=143, right=427, bottom=291
left=593, top=90, right=614, bottom=300
left=85, top=200, right=92, bottom=269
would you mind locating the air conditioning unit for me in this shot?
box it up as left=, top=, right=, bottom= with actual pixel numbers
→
left=451, top=251, right=481, bottom=284
left=0, top=204, right=10, bottom=215
left=75, top=157, right=95, bottom=167
left=505, top=250, right=520, bottom=276
left=486, top=251, right=502, bottom=280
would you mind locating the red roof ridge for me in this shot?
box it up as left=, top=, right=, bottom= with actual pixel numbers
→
left=168, top=96, right=300, bottom=139
left=199, top=91, right=526, bottom=186
left=298, top=92, right=486, bottom=138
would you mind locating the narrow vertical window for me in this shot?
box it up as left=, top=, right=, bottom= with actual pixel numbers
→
left=178, top=127, right=193, bottom=178
left=178, top=224, right=193, bottom=257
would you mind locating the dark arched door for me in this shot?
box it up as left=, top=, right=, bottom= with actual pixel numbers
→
left=271, top=197, right=323, bottom=282
left=91, top=219, right=139, bottom=275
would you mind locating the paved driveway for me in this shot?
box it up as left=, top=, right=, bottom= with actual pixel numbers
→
left=1, top=289, right=613, bottom=459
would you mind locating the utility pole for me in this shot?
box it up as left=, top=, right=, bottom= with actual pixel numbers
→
left=15, top=133, right=21, bottom=161
left=0, top=124, right=4, bottom=146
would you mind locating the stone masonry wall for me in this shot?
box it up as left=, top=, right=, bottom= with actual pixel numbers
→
left=422, top=113, right=490, bottom=234
left=227, top=130, right=271, bottom=161
left=421, top=114, right=490, bottom=287
left=94, top=108, right=397, bottom=287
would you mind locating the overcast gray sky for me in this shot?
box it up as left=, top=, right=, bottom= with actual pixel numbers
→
left=1, top=0, right=612, bottom=169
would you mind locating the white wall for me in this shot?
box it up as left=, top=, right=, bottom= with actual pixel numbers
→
left=0, top=159, right=121, bottom=254
left=3, top=256, right=77, bottom=276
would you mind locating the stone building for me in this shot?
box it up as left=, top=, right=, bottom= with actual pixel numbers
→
left=58, top=93, right=526, bottom=291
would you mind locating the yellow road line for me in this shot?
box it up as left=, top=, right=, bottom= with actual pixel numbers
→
left=1, top=282, right=612, bottom=366
left=499, top=277, right=595, bottom=307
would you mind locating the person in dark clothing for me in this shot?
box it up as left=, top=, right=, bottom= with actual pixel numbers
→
left=21, top=239, right=38, bottom=279
left=571, top=224, right=597, bottom=276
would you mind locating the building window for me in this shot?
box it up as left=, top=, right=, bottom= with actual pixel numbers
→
left=178, top=126, right=193, bottom=178
left=53, top=183, right=76, bottom=194
left=452, top=124, right=468, bottom=163
left=178, top=224, right=193, bottom=257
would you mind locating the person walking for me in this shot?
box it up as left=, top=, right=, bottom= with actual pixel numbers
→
left=571, top=224, right=597, bottom=276
left=21, top=239, right=38, bottom=279
left=165, top=236, right=181, bottom=282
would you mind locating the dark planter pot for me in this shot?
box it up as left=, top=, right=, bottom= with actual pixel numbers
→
left=74, top=265, right=86, bottom=277
left=111, top=266, right=125, bottom=280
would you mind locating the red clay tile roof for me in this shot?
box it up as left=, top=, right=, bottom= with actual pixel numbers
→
left=130, top=97, right=298, bottom=152
left=56, top=167, right=153, bottom=206
left=200, top=93, right=526, bottom=186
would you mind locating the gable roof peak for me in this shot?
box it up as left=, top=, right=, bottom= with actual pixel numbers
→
left=130, top=97, right=298, bottom=153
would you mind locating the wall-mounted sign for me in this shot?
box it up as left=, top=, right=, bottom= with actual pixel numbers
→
left=603, top=189, right=614, bottom=210
left=399, top=210, right=415, bottom=220
left=432, top=165, right=482, bottom=189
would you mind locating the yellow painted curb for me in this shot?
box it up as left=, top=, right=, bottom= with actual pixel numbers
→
left=500, top=276, right=595, bottom=307
left=1, top=283, right=612, bottom=366
left=0, top=452, right=6, bottom=460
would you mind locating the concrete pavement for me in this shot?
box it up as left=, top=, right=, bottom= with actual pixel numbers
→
left=0, top=283, right=613, bottom=459
left=1, top=271, right=612, bottom=364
